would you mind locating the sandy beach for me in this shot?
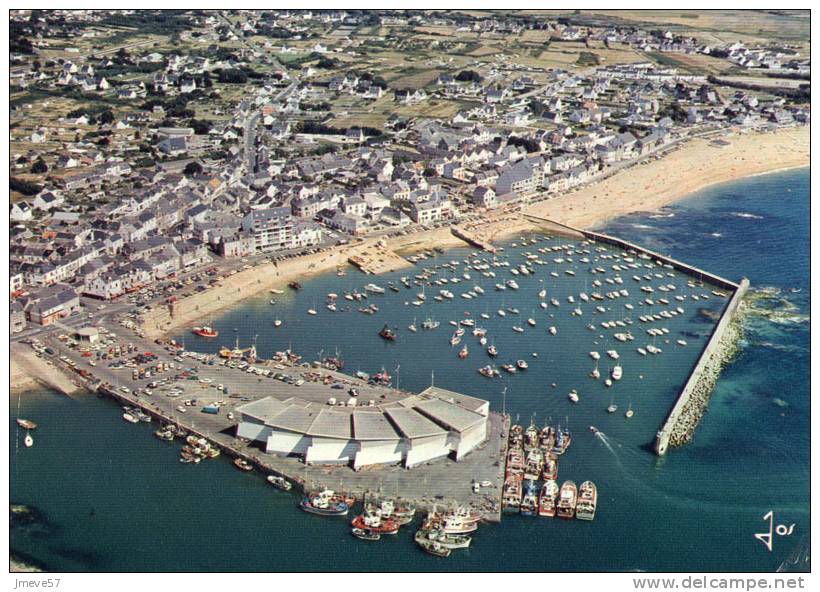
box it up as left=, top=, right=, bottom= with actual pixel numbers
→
left=524, top=126, right=809, bottom=229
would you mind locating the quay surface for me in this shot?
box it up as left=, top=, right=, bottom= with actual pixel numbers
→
left=35, top=324, right=505, bottom=521
left=98, top=383, right=506, bottom=521
left=347, top=243, right=413, bottom=275
left=451, top=225, right=498, bottom=253
left=525, top=214, right=748, bottom=455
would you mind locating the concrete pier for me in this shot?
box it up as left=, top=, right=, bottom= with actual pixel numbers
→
left=451, top=225, right=497, bottom=253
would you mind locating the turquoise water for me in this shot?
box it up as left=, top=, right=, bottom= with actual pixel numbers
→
left=10, top=168, right=809, bottom=571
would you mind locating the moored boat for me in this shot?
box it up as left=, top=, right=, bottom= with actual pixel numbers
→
left=352, top=528, right=380, bottom=541
left=576, top=480, right=598, bottom=521
left=556, top=480, right=578, bottom=519
left=415, top=528, right=471, bottom=549
left=192, top=326, right=218, bottom=338
left=379, top=325, right=397, bottom=341
left=416, top=537, right=451, bottom=558
left=538, top=479, right=560, bottom=517
left=520, top=480, right=539, bottom=516
left=267, top=475, right=293, bottom=491
left=300, top=490, right=350, bottom=516
left=234, top=458, right=253, bottom=472
left=351, top=511, right=400, bottom=535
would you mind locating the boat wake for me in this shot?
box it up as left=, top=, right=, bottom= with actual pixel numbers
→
left=648, top=212, right=675, bottom=219
left=631, top=224, right=655, bottom=230
left=729, top=211, right=764, bottom=220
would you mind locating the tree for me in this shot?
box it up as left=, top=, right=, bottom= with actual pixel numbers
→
left=456, top=70, right=482, bottom=83
left=11, top=177, right=42, bottom=196
left=30, top=157, right=48, bottom=174
left=98, top=110, right=115, bottom=125
left=183, top=161, right=203, bottom=176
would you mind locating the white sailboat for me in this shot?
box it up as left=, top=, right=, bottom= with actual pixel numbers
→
left=24, top=431, right=33, bottom=448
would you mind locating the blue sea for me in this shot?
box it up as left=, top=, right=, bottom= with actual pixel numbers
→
left=10, top=168, right=809, bottom=572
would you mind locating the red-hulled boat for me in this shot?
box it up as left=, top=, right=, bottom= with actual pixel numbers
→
left=192, top=326, right=218, bottom=338
left=351, top=512, right=400, bottom=535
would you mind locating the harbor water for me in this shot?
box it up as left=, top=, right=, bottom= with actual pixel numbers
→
left=10, top=167, right=809, bottom=571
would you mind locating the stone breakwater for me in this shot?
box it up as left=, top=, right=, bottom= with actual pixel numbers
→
left=664, top=315, right=744, bottom=449
left=655, top=278, right=749, bottom=455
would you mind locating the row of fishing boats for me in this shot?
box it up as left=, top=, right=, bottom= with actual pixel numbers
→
left=299, top=489, right=481, bottom=558
left=502, top=423, right=596, bottom=520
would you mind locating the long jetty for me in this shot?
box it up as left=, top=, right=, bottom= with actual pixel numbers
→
left=525, top=214, right=748, bottom=455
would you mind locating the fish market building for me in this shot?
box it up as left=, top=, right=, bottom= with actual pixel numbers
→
left=235, top=387, right=489, bottom=469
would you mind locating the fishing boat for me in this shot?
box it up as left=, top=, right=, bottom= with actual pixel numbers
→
left=267, top=475, right=293, bottom=491
left=553, top=427, right=572, bottom=455
left=556, top=480, right=578, bottom=519
left=416, top=537, right=451, bottom=558
left=576, top=481, right=598, bottom=521
left=538, top=479, right=560, bottom=517
left=520, top=480, right=539, bottom=516
left=352, top=528, right=380, bottom=541
left=415, top=528, right=471, bottom=549
left=438, top=514, right=478, bottom=534
left=523, top=448, right=544, bottom=480
left=541, top=454, right=558, bottom=481
left=351, top=511, right=400, bottom=535
left=122, top=412, right=139, bottom=424
left=487, top=344, right=498, bottom=357
left=379, top=325, right=397, bottom=341
left=192, top=326, right=218, bottom=338
left=516, top=359, right=528, bottom=370
left=234, top=458, right=253, bottom=472
left=219, top=338, right=256, bottom=360
left=458, top=345, right=469, bottom=359
left=300, top=490, right=349, bottom=516
left=16, top=419, right=37, bottom=430
left=502, top=476, right=523, bottom=510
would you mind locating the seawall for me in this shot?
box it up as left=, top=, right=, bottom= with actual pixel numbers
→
left=654, top=279, right=748, bottom=455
